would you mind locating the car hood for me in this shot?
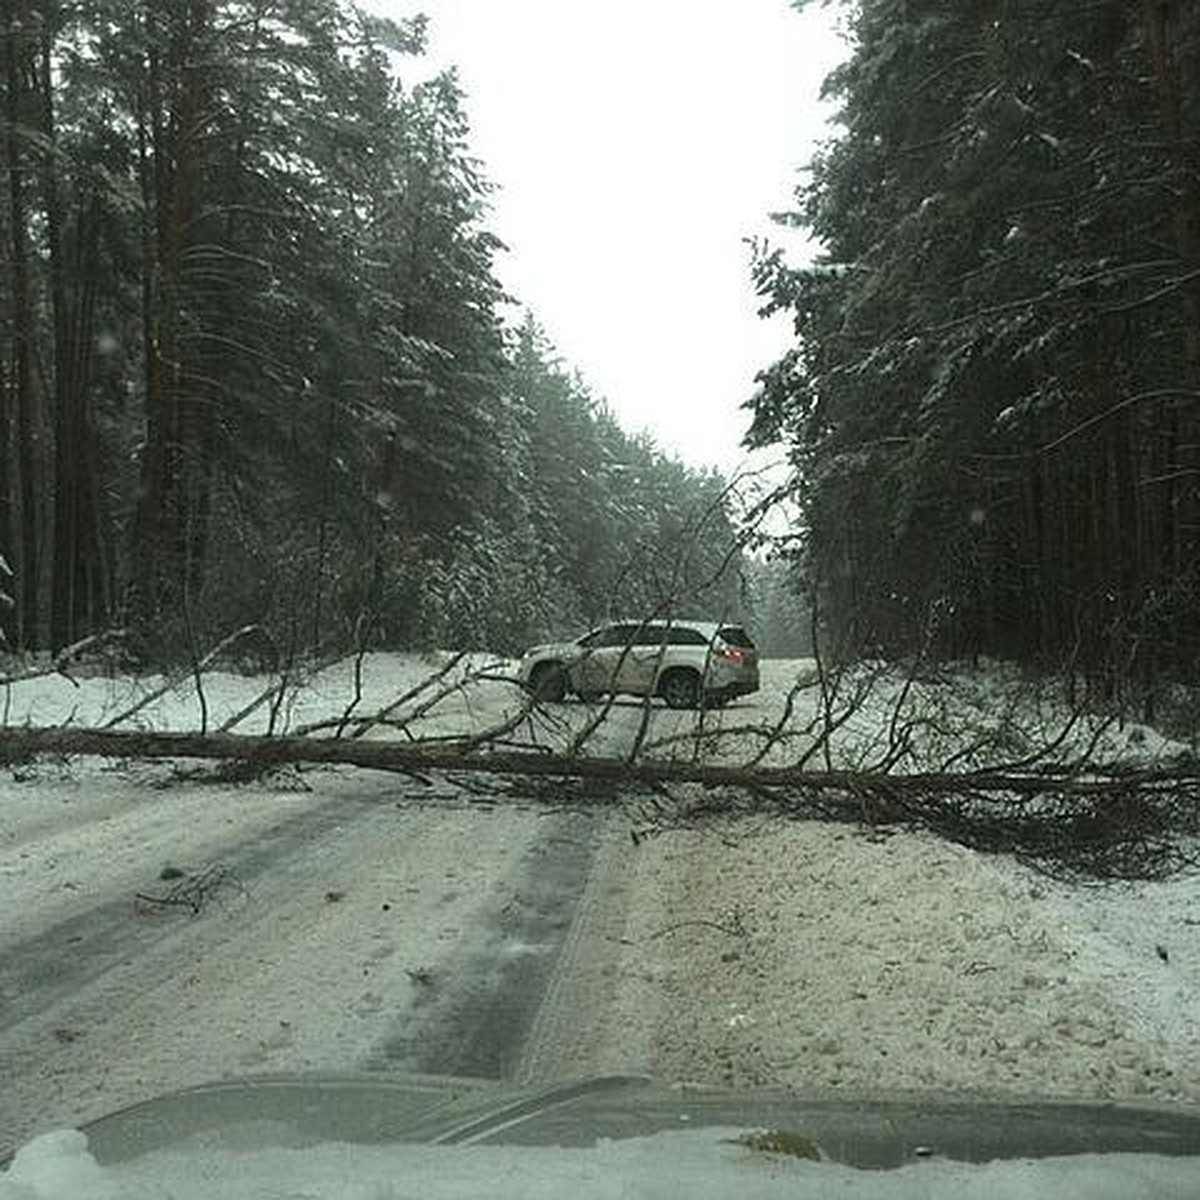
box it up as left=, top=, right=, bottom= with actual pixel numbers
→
left=79, top=1074, right=1200, bottom=1169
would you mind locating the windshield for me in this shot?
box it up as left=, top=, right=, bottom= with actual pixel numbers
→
left=2, top=0, right=1199, bottom=1193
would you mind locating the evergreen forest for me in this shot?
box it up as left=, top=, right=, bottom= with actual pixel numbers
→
left=8, top=0, right=1198, bottom=691
left=1, top=0, right=747, bottom=662
left=751, top=0, right=1199, bottom=698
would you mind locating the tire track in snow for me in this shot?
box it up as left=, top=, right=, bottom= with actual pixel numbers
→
left=0, top=786, right=553, bottom=1157
left=0, top=793, right=381, bottom=1033
left=369, top=811, right=606, bottom=1080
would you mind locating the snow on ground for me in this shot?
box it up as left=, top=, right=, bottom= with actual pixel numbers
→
left=0, top=767, right=323, bottom=941
left=551, top=820, right=1200, bottom=1105
left=0, top=766, right=550, bottom=1152
left=0, top=650, right=506, bottom=739
left=2, top=1125, right=1196, bottom=1200
left=3, top=650, right=1200, bottom=1177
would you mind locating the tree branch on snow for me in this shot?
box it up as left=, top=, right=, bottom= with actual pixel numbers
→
left=99, top=625, right=276, bottom=731
left=347, top=650, right=468, bottom=738
left=134, top=862, right=244, bottom=915
left=290, top=654, right=544, bottom=744
left=0, top=628, right=132, bottom=689
left=217, top=676, right=292, bottom=734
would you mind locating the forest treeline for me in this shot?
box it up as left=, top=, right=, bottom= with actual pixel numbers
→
left=750, top=1, right=1199, bottom=696
left=1, top=0, right=746, bottom=662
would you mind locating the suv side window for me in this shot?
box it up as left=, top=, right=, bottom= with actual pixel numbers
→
left=632, top=625, right=668, bottom=646
left=666, top=626, right=708, bottom=646
left=590, top=623, right=637, bottom=648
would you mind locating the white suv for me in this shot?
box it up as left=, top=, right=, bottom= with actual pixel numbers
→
left=518, top=620, right=760, bottom=709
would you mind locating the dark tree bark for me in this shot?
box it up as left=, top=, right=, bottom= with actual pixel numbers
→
left=130, top=0, right=212, bottom=632
left=41, top=23, right=107, bottom=651
left=4, top=3, right=40, bottom=650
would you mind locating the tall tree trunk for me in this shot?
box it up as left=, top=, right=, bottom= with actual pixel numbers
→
left=0, top=88, right=11, bottom=648
left=1139, top=0, right=1199, bottom=684
left=130, top=0, right=210, bottom=635
left=48, top=196, right=105, bottom=650
left=0, top=349, right=10, bottom=646
left=4, top=6, right=39, bottom=650
left=41, top=25, right=72, bottom=652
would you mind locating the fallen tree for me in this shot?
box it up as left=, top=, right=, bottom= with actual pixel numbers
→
left=2, top=722, right=1198, bottom=793
left=3, top=723, right=1198, bottom=881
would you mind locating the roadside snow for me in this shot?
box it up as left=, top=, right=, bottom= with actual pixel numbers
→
left=564, top=821, right=1200, bottom=1103
left=0, top=651, right=512, bottom=738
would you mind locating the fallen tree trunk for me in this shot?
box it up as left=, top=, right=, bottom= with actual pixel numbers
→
left=0, top=722, right=1196, bottom=795
left=3, top=724, right=1198, bottom=881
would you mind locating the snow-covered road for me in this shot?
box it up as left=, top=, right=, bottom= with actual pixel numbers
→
left=0, top=763, right=612, bottom=1158
left=3, top=651, right=1200, bottom=1159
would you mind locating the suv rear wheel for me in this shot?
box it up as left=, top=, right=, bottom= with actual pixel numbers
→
left=659, top=668, right=701, bottom=710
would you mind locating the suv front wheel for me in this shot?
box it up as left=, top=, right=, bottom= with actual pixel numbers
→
left=659, top=668, right=701, bottom=710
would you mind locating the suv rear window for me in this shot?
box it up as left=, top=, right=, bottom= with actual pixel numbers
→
left=717, top=626, right=755, bottom=649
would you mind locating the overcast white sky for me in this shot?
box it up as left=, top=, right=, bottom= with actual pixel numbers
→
left=374, top=1, right=848, bottom=474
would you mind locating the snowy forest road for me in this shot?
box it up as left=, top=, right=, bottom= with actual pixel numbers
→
left=7, top=662, right=1200, bottom=1160
left=0, top=765, right=620, bottom=1159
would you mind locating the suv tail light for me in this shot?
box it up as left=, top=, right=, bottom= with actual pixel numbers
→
left=715, top=644, right=745, bottom=664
